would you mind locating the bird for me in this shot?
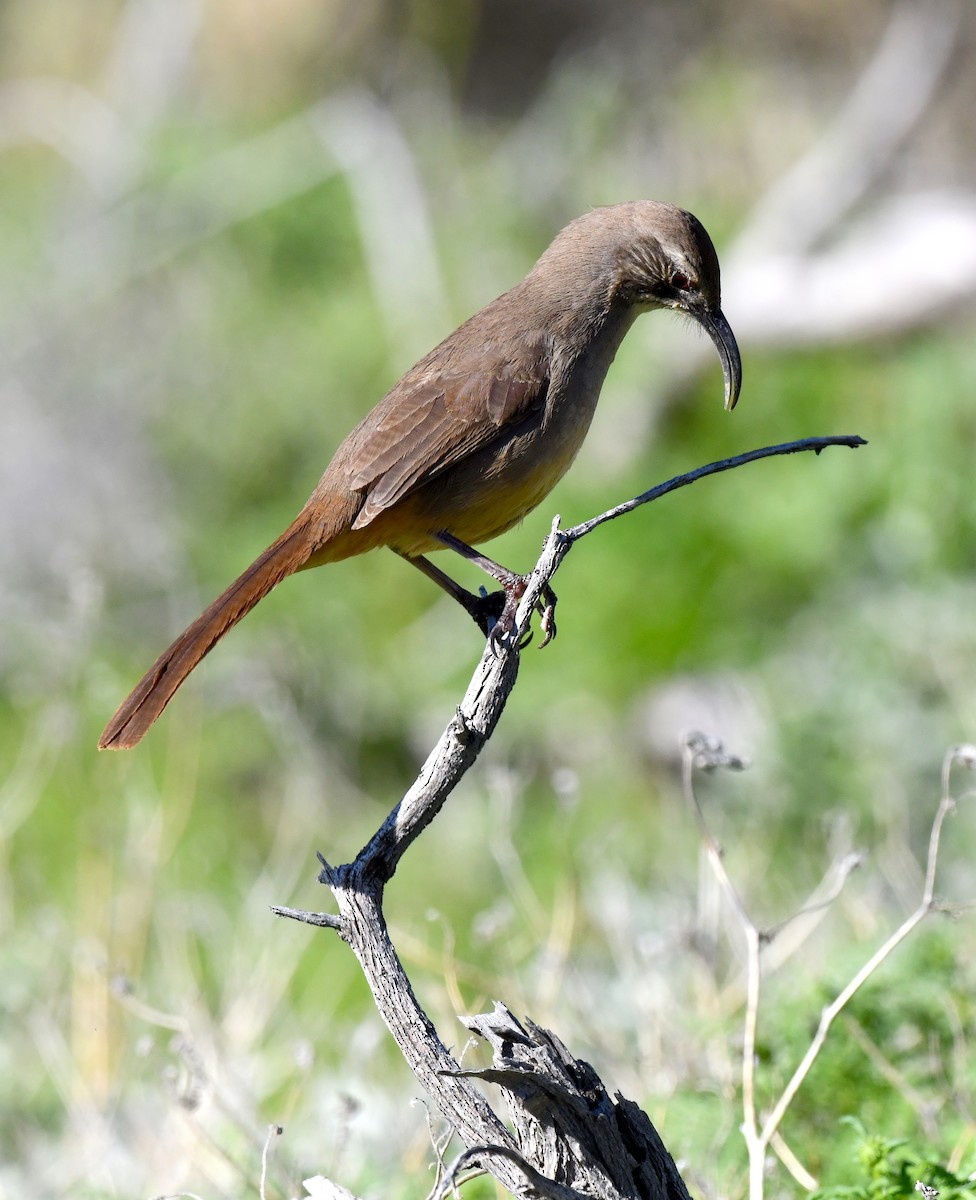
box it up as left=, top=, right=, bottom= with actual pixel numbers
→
left=99, top=200, right=741, bottom=750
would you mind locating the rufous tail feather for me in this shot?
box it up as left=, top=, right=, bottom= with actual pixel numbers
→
left=98, top=518, right=314, bottom=750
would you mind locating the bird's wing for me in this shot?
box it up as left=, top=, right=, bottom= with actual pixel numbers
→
left=346, top=335, right=551, bottom=526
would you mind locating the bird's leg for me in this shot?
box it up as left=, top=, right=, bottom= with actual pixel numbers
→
left=434, top=531, right=557, bottom=650
left=399, top=552, right=507, bottom=637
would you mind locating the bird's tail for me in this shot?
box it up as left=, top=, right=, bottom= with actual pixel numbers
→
left=98, top=516, right=316, bottom=750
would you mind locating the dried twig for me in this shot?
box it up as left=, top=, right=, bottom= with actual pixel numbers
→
left=260, top=1124, right=283, bottom=1200
left=566, top=435, right=866, bottom=542
left=682, top=738, right=976, bottom=1200
left=430, top=1144, right=587, bottom=1200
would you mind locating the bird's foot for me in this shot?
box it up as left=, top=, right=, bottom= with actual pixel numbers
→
left=479, top=580, right=557, bottom=654
left=538, top=589, right=557, bottom=647
left=429, top=532, right=557, bottom=651
left=466, top=588, right=507, bottom=637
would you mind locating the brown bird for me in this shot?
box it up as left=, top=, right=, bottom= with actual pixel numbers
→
left=99, top=201, right=741, bottom=750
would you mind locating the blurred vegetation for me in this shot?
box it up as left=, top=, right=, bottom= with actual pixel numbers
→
left=812, top=1117, right=976, bottom=1200
left=1, top=1, right=976, bottom=1198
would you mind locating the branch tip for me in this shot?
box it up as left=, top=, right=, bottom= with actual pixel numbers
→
left=683, top=731, right=749, bottom=773
left=951, top=743, right=976, bottom=771
left=271, top=904, right=342, bottom=930
left=566, top=433, right=869, bottom=542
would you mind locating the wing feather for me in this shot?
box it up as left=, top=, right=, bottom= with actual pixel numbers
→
left=348, top=335, right=550, bottom=529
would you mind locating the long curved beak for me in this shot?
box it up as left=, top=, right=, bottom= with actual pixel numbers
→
left=694, top=307, right=742, bottom=411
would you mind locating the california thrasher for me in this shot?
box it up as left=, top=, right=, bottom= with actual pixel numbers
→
left=99, top=201, right=741, bottom=750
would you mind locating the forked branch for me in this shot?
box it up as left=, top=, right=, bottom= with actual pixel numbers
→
left=274, top=434, right=866, bottom=1199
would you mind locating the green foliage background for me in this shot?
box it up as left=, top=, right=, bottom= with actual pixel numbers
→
left=1, top=2, right=975, bottom=1197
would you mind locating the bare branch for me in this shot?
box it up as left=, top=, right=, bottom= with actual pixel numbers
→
left=684, top=739, right=976, bottom=1200
left=431, top=1145, right=589, bottom=1200
left=351, top=653, right=520, bottom=884
left=453, top=1004, right=694, bottom=1200
left=769, top=1130, right=818, bottom=1192
left=565, top=436, right=866, bottom=542
left=681, top=739, right=976, bottom=1200
left=271, top=905, right=342, bottom=931
left=346, top=436, right=866, bottom=889
left=764, top=851, right=865, bottom=948
left=680, top=735, right=764, bottom=1168
left=260, top=1124, right=283, bottom=1200
left=286, top=439, right=869, bottom=1199
left=760, top=746, right=975, bottom=1154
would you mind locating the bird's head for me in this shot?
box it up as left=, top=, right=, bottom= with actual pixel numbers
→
left=545, top=201, right=742, bottom=411
left=612, top=201, right=741, bottom=411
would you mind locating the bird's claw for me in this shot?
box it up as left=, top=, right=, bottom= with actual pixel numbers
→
left=538, top=596, right=557, bottom=648
left=487, top=592, right=521, bottom=655
left=484, top=579, right=557, bottom=655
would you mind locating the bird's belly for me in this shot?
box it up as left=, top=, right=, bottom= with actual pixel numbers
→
left=390, top=403, right=594, bottom=556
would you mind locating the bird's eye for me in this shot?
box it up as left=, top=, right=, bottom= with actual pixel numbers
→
left=671, top=270, right=693, bottom=291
